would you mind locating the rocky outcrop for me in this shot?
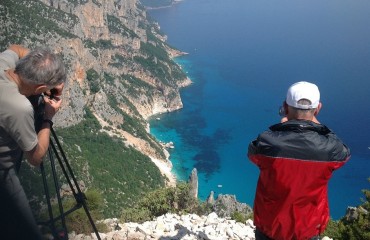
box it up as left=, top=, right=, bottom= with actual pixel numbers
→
left=206, top=191, right=215, bottom=205
left=212, top=194, right=252, bottom=219
left=185, top=169, right=252, bottom=219
left=70, top=212, right=256, bottom=240
left=188, top=168, right=198, bottom=199
left=186, top=168, right=252, bottom=219
left=345, top=206, right=369, bottom=222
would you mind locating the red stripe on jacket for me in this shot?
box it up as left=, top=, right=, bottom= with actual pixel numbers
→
left=249, top=154, right=349, bottom=240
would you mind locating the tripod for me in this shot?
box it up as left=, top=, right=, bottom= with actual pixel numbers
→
left=38, top=126, right=101, bottom=240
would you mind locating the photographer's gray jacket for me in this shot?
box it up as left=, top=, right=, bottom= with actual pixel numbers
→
left=0, top=50, right=38, bottom=169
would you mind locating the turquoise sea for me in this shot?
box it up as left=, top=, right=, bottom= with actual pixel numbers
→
left=148, top=0, right=370, bottom=219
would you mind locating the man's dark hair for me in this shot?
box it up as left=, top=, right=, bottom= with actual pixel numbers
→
left=289, top=99, right=316, bottom=118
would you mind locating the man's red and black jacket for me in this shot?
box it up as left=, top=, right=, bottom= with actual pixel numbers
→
left=248, top=120, right=350, bottom=240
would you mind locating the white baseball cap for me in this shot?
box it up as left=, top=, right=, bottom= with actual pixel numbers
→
left=286, top=81, right=320, bottom=109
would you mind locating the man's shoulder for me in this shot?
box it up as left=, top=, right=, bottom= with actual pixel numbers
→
left=0, top=49, right=18, bottom=71
left=268, top=120, right=332, bottom=134
left=0, top=87, right=32, bottom=115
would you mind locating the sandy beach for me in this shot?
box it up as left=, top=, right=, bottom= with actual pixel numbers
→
left=150, top=157, right=176, bottom=187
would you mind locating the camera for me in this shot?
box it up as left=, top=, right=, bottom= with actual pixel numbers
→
left=47, top=88, right=58, bottom=100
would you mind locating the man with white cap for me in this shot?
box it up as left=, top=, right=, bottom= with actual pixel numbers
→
left=248, top=81, right=350, bottom=240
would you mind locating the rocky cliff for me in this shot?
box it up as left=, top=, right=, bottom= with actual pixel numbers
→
left=0, top=0, right=190, bottom=216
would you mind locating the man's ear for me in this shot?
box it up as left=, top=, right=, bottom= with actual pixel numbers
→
left=283, top=101, right=289, bottom=115
left=314, top=102, right=322, bottom=116
left=34, top=84, right=49, bottom=95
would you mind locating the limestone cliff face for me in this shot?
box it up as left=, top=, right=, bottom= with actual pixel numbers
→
left=0, top=0, right=191, bottom=162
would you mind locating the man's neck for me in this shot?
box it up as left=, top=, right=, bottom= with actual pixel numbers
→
left=288, top=116, right=320, bottom=124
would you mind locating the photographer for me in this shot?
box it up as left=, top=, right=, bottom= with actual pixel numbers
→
left=0, top=44, right=66, bottom=239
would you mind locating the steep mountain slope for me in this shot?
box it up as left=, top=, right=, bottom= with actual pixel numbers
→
left=0, top=0, right=190, bottom=216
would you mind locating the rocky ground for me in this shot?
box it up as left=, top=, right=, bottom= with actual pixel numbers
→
left=68, top=212, right=256, bottom=240
left=67, top=212, right=334, bottom=240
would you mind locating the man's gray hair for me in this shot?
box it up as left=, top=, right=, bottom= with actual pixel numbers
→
left=15, top=47, right=66, bottom=87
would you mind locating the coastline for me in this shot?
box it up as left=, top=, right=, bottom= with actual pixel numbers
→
left=146, top=48, right=192, bottom=187
left=150, top=157, right=176, bottom=187
left=144, top=0, right=183, bottom=10
left=143, top=7, right=190, bottom=188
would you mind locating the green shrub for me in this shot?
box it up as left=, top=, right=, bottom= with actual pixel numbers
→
left=120, top=182, right=199, bottom=223
left=38, top=189, right=108, bottom=235
left=107, top=14, right=138, bottom=38
left=86, top=68, right=100, bottom=93
left=336, top=179, right=370, bottom=239
left=324, top=178, right=370, bottom=239
left=322, top=219, right=341, bottom=239
left=121, top=207, right=152, bottom=223
left=63, top=189, right=108, bottom=234
left=231, top=211, right=247, bottom=223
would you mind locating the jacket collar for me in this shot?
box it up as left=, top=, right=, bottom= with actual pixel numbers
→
left=269, top=120, right=331, bottom=135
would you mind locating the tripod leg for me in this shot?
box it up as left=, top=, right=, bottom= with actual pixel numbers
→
left=48, top=145, right=68, bottom=239
left=50, top=127, right=101, bottom=240
left=39, top=161, right=57, bottom=236
left=39, top=146, right=68, bottom=240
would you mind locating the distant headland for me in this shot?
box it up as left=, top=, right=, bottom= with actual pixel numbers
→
left=141, top=0, right=183, bottom=10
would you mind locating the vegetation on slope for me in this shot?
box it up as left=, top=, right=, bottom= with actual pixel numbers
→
left=20, top=108, right=165, bottom=218
left=324, top=178, right=370, bottom=239
left=0, top=0, right=77, bottom=47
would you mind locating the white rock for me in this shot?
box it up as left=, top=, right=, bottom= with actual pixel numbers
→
left=226, top=227, right=234, bottom=238
left=246, top=219, right=254, bottom=227
left=154, top=220, right=166, bottom=233
left=322, top=237, right=333, bottom=240
left=136, top=225, right=149, bottom=235
left=205, top=212, right=219, bottom=225
left=110, top=232, right=123, bottom=240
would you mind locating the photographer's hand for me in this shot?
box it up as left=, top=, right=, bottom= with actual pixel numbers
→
left=43, top=95, right=62, bottom=120
left=43, top=83, right=64, bottom=119
left=281, top=117, right=288, bottom=123
left=9, top=44, right=30, bottom=58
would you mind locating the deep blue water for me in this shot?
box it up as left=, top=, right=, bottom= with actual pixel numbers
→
left=148, top=0, right=370, bottom=220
